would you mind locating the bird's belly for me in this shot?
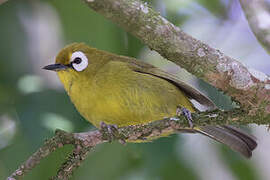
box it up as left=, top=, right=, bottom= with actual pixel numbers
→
left=70, top=82, right=193, bottom=129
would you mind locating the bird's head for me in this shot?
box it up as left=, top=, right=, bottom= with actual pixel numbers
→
left=43, top=43, right=108, bottom=92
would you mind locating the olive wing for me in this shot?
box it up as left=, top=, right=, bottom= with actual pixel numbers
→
left=116, top=56, right=216, bottom=111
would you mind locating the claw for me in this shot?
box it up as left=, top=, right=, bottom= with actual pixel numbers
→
left=99, top=122, right=126, bottom=144
left=176, top=106, right=194, bottom=128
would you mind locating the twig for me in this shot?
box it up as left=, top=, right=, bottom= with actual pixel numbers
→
left=7, top=130, right=104, bottom=180
left=7, top=109, right=258, bottom=180
left=239, top=0, right=270, bottom=54
left=51, top=131, right=103, bottom=180
left=83, top=0, right=270, bottom=120
left=0, top=0, right=8, bottom=5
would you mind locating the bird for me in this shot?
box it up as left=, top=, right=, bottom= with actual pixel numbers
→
left=43, top=43, right=257, bottom=158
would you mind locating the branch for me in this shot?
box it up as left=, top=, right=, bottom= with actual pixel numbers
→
left=239, top=0, right=270, bottom=54
left=0, top=0, right=8, bottom=5
left=7, top=130, right=104, bottom=180
left=7, top=109, right=257, bottom=180
left=83, top=0, right=270, bottom=121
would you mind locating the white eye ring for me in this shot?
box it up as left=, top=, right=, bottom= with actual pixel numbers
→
left=70, top=51, right=88, bottom=72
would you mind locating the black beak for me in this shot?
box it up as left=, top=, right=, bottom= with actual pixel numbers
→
left=43, top=64, right=69, bottom=71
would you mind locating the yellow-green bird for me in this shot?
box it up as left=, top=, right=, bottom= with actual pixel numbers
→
left=43, top=43, right=257, bottom=158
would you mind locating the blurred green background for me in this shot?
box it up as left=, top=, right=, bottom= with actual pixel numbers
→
left=1, top=0, right=270, bottom=179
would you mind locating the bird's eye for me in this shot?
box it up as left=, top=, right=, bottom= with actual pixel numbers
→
left=70, top=51, right=88, bottom=72
left=73, top=57, right=82, bottom=64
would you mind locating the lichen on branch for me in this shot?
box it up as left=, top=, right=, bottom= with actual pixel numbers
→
left=239, top=0, right=270, bottom=54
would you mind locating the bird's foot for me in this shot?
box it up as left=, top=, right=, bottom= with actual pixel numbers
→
left=176, top=106, right=194, bottom=128
left=100, top=122, right=126, bottom=144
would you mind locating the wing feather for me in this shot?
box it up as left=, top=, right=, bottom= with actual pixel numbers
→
left=114, top=56, right=216, bottom=111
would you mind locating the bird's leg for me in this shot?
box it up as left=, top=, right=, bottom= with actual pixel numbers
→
left=100, top=122, right=126, bottom=144
left=176, top=106, right=194, bottom=128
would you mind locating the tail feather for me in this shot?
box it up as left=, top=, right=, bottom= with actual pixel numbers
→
left=195, top=126, right=256, bottom=158
left=222, top=125, right=257, bottom=151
